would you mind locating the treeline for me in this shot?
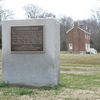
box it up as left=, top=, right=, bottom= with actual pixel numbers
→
left=0, top=6, right=13, bottom=48
left=0, top=4, right=100, bottom=51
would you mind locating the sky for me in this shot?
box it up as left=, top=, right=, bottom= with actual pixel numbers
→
left=1, top=0, right=100, bottom=20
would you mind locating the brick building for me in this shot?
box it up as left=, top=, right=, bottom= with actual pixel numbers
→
left=66, top=22, right=90, bottom=53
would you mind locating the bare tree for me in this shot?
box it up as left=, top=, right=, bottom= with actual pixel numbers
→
left=24, top=4, right=56, bottom=19
left=89, top=9, right=100, bottom=51
left=0, top=6, right=13, bottom=21
left=59, top=16, right=73, bottom=50
left=39, top=12, right=55, bottom=18
left=1, top=10, right=13, bottom=20
left=0, top=6, right=13, bottom=48
left=24, top=4, right=43, bottom=18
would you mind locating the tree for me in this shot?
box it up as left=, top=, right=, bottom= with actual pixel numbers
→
left=59, top=16, right=73, bottom=50
left=38, top=12, right=55, bottom=18
left=24, top=4, right=42, bottom=18
left=24, top=4, right=55, bottom=18
left=0, top=6, right=13, bottom=48
left=91, top=9, right=100, bottom=51
left=1, top=10, right=13, bottom=20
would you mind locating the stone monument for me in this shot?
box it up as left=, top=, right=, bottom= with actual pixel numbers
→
left=2, top=19, right=60, bottom=87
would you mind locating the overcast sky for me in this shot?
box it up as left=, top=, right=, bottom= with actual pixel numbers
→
left=1, top=0, right=100, bottom=20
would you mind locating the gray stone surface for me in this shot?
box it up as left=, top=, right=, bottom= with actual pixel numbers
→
left=2, top=19, right=60, bottom=87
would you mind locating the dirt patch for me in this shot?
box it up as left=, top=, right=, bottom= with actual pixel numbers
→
left=24, top=88, right=100, bottom=100
left=56, top=88, right=100, bottom=100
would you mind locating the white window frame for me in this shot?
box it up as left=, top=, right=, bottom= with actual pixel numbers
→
left=69, top=43, right=73, bottom=50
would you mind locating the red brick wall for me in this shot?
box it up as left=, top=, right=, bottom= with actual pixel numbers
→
left=67, top=27, right=90, bottom=53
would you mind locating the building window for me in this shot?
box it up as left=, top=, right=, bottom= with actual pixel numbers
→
left=69, top=43, right=73, bottom=50
left=88, top=44, right=90, bottom=49
left=85, top=43, right=87, bottom=50
left=85, top=43, right=90, bottom=50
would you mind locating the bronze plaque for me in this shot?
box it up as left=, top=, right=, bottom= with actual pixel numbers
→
left=11, top=26, right=43, bottom=51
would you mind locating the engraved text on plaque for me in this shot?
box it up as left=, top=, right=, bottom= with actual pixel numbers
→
left=11, top=26, right=43, bottom=52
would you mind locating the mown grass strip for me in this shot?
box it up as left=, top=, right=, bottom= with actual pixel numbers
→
left=60, top=73, right=100, bottom=90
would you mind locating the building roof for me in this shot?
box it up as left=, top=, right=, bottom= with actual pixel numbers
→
left=66, top=26, right=90, bottom=35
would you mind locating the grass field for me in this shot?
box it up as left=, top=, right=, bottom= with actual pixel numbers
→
left=61, top=52, right=100, bottom=67
left=0, top=51, right=100, bottom=100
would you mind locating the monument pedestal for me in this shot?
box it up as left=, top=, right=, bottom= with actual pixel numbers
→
left=2, top=19, right=60, bottom=87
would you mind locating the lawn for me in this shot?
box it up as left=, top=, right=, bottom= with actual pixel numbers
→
left=61, top=52, right=100, bottom=67
left=0, top=51, right=100, bottom=100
